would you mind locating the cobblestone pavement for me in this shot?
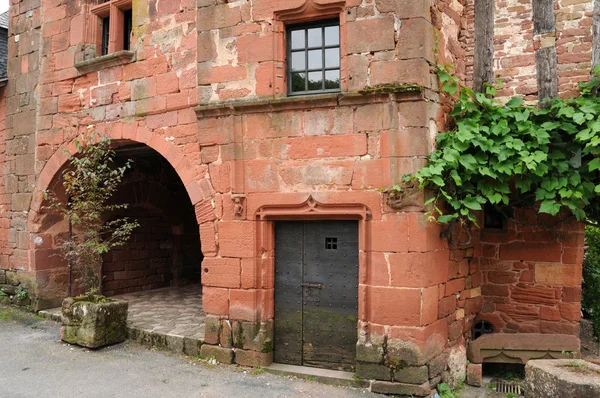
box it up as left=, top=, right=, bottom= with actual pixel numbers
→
left=113, top=285, right=205, bottom=340
left=42, top=285, right=206, bottom=341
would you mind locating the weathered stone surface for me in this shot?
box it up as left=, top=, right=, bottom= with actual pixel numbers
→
left=356, top=340, right=385, bottom=364
left=371, top=381, right=431, bottom=396
left=60, top=298, right=129, bottom=349
left=428, top=352, right=448, bottom=378
left=200, top=344, right=234, bottom=364
left=466, top=363, right=483, bottom=387
left=234, top=349, right=273, bottom=367
left=393, top=365, right=429, bottom=384
left=468, top=333, right=580, bottom=364
left=355, top=363, right=391, bottom=381
left=525, top=359, right=600, bottom=398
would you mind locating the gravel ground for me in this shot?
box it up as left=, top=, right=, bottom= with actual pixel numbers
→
left=0, top=305, right=375, bottom=398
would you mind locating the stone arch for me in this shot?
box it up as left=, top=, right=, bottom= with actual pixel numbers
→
left=29, top=131, right=211, bottom=231
left=27, top=132, right=212, bottom=306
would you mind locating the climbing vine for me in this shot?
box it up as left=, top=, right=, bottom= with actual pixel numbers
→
left=408, top=64, right=600, bottom=230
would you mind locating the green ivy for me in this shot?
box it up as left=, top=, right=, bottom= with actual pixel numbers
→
left=410, top=64, right=600, bottom=227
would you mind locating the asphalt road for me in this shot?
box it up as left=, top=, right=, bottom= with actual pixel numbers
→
left=0, top=306, right=375, bottom=398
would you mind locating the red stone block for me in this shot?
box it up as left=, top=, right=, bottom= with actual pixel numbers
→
left=465, top=296, right=484, bottom=315
left=57, top=93, right=81, bottom=113
left=540, top=306, right=561, bottom=321
left=218, top=222, right=254, bottom=258
left=540, top=321, right=580, bottom=336
left=562, top=287, right=582, bottom=303
left=346, top=17, right=395, bottom=54
left=352, top=158, right=390, bottom=189
left=284, top=134, right=367, bottom=159
left=499, top=242, right=562, bottom=262
left=438, top=295, right=457, bottom=319
left=445, top=278, right=466, bottom=296
left=229, top=289, right=259, bottom=321
left=368, top=286, right=421, bottom=326
left=422, top=286, right=439, bottom=326
left=487, top=271, right=519, bottom=284
left=368, top=252, right=390, bottom=286
left=370, top=59, right=432, bottom=88
left=243, top=160, right=280, bottom=192
left=202, top=257, right=241, bottom=288
left=559, top=302, right=581, bottom=322
left=198, top=64, right=247, bottom=85
left=202, top=286, right=229, bottom=316
left=563, top=247, right=584, bottom=265
left=388, top=250, right=449, bottom=288
left=466, top=363, right=483, bottom=387
left=237, top=33, right=273, bottom=63
left=370, top=213, right=409, bottom=253
left=388, top=319, right=448, bottom=365
left=534, top=263, right=582, bottom=287
left=407, top=213, right=448, bottom=252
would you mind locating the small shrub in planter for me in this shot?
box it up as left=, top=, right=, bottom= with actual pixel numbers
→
left=45, top=133, right=138, bottom=349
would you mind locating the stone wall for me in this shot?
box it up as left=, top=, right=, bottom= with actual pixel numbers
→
left=469, top=0, right=594, bottom=101
left=475, top=209, right=583, bottom=336
left=102, top=208, right=174, bottom=296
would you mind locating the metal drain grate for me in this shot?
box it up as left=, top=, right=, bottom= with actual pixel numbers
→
left=492, top=378, right=523, bottom=395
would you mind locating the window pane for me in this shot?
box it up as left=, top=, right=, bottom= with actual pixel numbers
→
left=291, top=30, right=305, bottom=49
left=291, top=51, right=305, bottom=71
left=325, top=70, right=340, bottom=90
left=325, top=25, right=339, bottom=46
left=308, top=72, right=323, bottom=91
left=325, top=48, right=340, bottom=68
left=308, top=49, right=323, bottom=69
left=291, top=72, right=306, bottom=92
left=307, top=28, right=322, bottom=47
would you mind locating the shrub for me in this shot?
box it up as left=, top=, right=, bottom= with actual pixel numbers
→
left=44, top=133, right=139, bottom=296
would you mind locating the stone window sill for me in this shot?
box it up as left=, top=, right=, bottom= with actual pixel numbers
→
left=74, top=51, right=135, bottom=75
left=195, top=89, right=425, bottom=118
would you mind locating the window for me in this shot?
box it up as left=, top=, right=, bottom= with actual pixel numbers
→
left=101, top=17, right=110, bottom=55
left=287, top=20, right=341, bottom=96
left=91, top=0, right=133, bottom=57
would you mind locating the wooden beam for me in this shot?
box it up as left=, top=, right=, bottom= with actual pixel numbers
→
left=532, top=0, right=558, bottom=103
left=592, top=0, right=600, bottom=71
left=473, top=0, right=495, bottom=93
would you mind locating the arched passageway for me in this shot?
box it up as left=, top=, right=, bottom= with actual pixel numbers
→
left=102, top=142, right=203, bottom=296
left=36, top=140, right=203, bottom=298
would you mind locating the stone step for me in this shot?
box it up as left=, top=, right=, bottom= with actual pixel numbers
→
left=37, top=307, right=204, bottom=358
left=38, top=307, right=61, bottom=322
left=264, top=363, right=370, bottom=389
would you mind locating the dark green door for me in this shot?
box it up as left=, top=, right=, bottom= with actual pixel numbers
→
left=274, top=221, right=359, bottom=371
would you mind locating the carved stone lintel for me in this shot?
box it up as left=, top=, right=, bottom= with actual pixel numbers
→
left=232, top=194, right=246, bottom=220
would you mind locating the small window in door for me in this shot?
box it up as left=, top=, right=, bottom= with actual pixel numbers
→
left=325, top=237, right=338, bottom=250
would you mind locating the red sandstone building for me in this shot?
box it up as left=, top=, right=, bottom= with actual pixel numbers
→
left=0, top=0, right=590, bottom=395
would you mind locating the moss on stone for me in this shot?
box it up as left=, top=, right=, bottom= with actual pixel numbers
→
left=358, top=84, right=424, bottom=96
left=261, top=339, right=273, bottom=353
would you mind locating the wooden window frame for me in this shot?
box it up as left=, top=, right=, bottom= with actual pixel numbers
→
left=90, top=0, right=133, bottom=57
left=286, top=19, right=341, bottom=96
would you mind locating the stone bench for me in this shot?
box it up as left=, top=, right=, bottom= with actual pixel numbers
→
left=468, top=333, right=580, bottom=364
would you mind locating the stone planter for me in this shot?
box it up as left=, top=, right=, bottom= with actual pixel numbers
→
left=525, top=359, right=600, bottom=398
left=61, top=297, right=129, bottom=349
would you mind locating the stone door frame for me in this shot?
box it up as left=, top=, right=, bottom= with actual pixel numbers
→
left=254, top=195, right=372, bottom=332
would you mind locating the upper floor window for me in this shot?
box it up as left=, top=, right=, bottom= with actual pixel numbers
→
left=92, top=0, right=133, bottom=57
left=287, top=20, right=340, bottom=96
